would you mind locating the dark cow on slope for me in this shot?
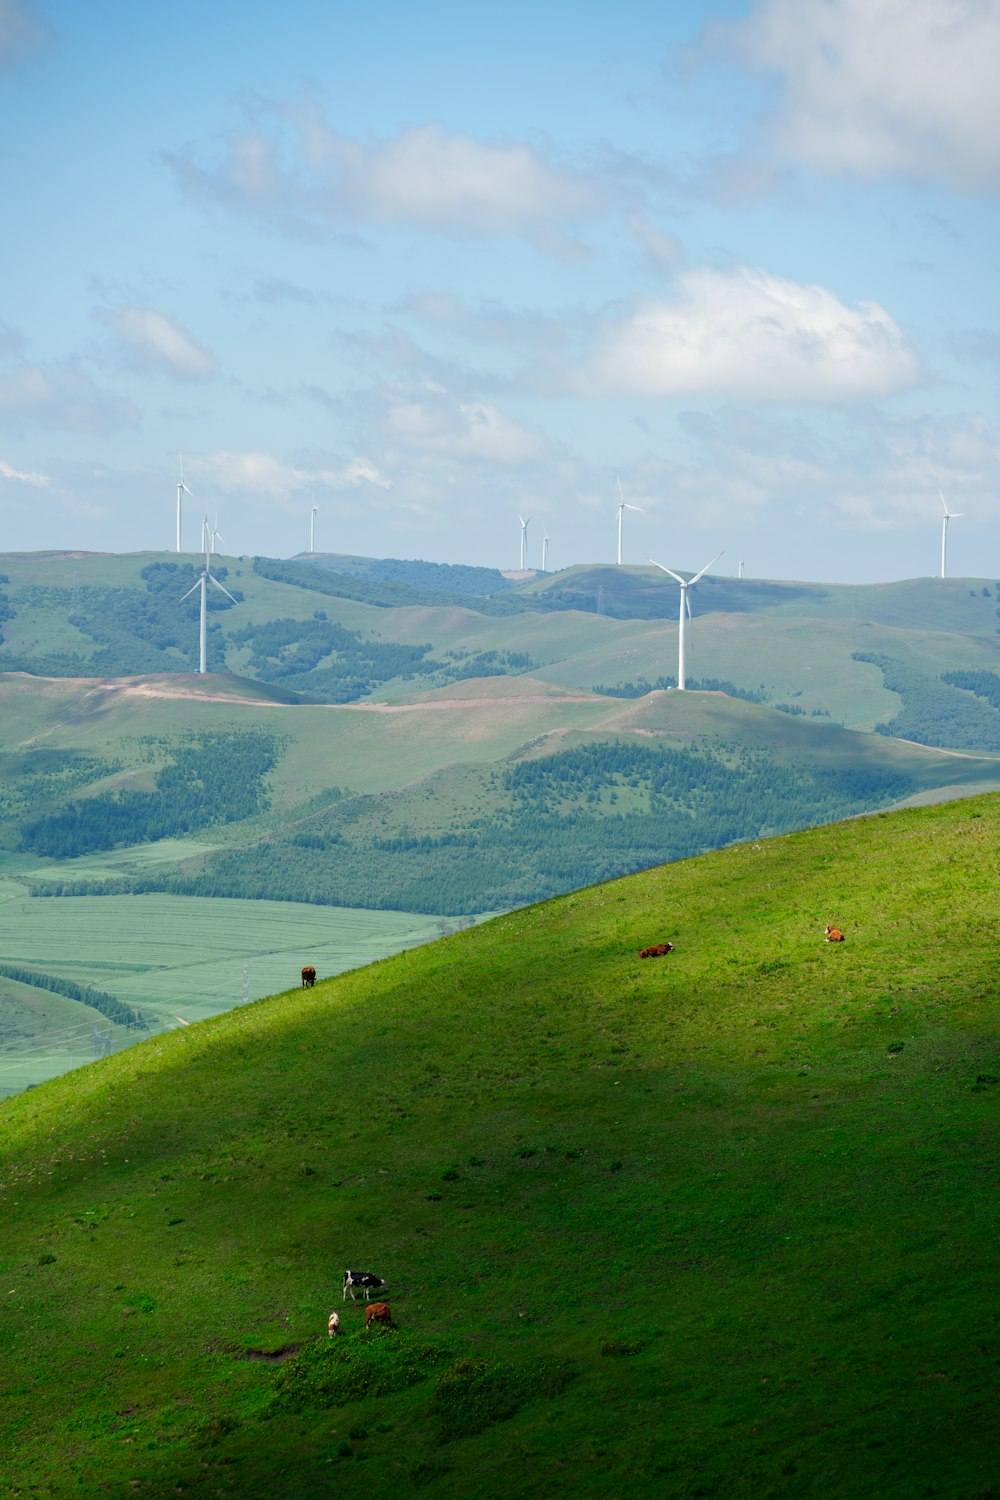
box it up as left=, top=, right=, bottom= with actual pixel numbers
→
left=640, top=942, right=674, bottom=958
left=301, top=966, right=317, bottom=988
left=343, top=1269, right=388, bottom=1303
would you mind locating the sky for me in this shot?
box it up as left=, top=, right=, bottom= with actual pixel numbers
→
left=0, top=0, right=998, bottom=584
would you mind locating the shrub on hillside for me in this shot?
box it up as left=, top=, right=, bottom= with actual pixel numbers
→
left=269, top=1335, right=453, bottom=1413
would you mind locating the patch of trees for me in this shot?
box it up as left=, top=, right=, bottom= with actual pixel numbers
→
left=228, top=616, right=435, bottom=701
left=431, top=649, right=536, bottom=685
left=853, top=653, right=1000, bottom=751
left=941, top=669, right=1000, bottom=712
left=0, top=566, right=241, bottom=677
left=304, top=555, right=518, bottom=598
left=17, top=731, right=278, bottom=858
left=0, top=962, right=147, bottom=1030
left=103, top=739, right=916, bottom=915
left=0, top=577, right=12, bottom=646
left=592, top=676, right=768, bottom=702
left=253, top=557, right=529, bottom=616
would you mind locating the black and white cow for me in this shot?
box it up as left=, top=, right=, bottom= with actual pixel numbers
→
left=343, top=1269, right=388, bottom=1303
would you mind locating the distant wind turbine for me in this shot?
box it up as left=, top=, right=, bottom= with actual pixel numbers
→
left=939, top=491, right=963, bottom=579
left=615, top=477, right=643, bottom=565
left=648, top=551, right=724, bottom=690
left=738, top=559, right=744, bottom=580
left=175, top=453, right=192, bottom=553
left=542, top=530, right=549, bottom=572
left=310, top=502, right=318, bottom=554
left=209, top=512, right=223, bottom=555
left=180, top=537, right=237, bottom=674
left=519, top=514, right=530, bottom=570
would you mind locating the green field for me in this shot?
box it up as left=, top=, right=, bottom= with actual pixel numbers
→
left=0, top=794, right=997, bottom=1497
left=0, top=891, right=447, bottom=1097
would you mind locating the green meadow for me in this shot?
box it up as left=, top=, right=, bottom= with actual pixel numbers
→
left=0, top=795, right=997, bottom=1497
left=0, top=891, right=445, bottom=1096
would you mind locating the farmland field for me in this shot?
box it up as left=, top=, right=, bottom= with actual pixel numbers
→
left=0, top=892, right=448, bottom=1097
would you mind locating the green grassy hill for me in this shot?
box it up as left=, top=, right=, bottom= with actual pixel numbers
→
left=1, top=797, right=998, bottom=1498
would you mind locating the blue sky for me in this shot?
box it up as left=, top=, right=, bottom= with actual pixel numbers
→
left=1, top=0, right=997, bottom=582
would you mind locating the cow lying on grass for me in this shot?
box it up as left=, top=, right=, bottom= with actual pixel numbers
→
left=825, top=926, right=845, bottom=943
left=640, top=942, right=674, bottom=958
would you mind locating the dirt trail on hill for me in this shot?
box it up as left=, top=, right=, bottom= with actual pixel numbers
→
left=5, top=673, right=601, bottom=711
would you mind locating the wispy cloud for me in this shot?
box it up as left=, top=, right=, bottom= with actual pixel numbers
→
left=704, top=0, right=1000, bottom=193
left=577, top=267, right=920, bottom=403
left=0, top=456, right=48, bottom=486
left=95, top=306, right=218, bottom=380
left=0, top=359, right=139, bottom=434
left=167, top=102, right=604, bottom=251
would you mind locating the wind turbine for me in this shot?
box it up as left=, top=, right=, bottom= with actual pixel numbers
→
left=615, top=477, right=643, bottom=565
left=939, top=491, right=963, bottom=579
left=310, top=502, right=318, bottom=554
left=541, top=530, right=549, bottom=572
left=738, top=559, right=744, bottom=580
left=209, top=512, right=223, bottom=555
left=518, top=514, right=530, bottom=570
left=175, top=453, right=191, bottom=553
left=648, top=551, right=724, bottom=690
left=180, top=538, right=237, bottom=674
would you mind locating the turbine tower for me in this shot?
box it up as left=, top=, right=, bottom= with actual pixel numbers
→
left=175, top=453, right=192, bottom=553
left=519, top=514, right=530, bottom=571
left=542, top=530, right=549, bottom=572
left=310, top=502, right=318, bottom=554
left=648, top=551, right=724, bottom=690
left=939, top=491, right=963, bottom=579
left=615, top=477, right=643, bottom=565
left=180, top=538, right=237, bottom=674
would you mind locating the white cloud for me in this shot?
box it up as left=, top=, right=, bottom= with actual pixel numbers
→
left=169, top=104, right=601, bottom=247
left=193, top=450, right=390, bottom=501
left=0, top=456, right=48, bottom=486
left=579, top=266, right=920, bottom=403
left=709, top=0, right=1000, bottom=192
left=96, top=307, right=218, bottom=380
left=386, top=396, right=546, bottom=464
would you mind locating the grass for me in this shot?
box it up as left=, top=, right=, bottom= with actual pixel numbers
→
left=0, top=794, right=997, bottom=1496
left=0, top=893, right=445, bottom=1093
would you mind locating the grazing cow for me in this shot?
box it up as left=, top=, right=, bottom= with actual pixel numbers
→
left=365, top=1302, right=396, bottom=1333
left=327, top=1310, right=340, bottom=1338
left=343, top=1269, right=388, bottom=1303
left=825, top=926, right=845, bottom=943
left=301, top=966, right=317, bottom=988
left=640, top=942, right=674, bottom=958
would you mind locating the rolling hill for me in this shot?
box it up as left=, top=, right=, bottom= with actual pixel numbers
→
left=4, top=548, right=1000, bottom=1094
left=1, top=794, right=997, bottom=1497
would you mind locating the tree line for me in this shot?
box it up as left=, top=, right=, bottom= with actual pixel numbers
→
left=18, top=731, right=278, bottom=858
left=0, top=962, right=147, bottom=1030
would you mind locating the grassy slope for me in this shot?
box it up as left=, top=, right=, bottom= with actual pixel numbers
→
left=1, top=796, right=997, bottom=1498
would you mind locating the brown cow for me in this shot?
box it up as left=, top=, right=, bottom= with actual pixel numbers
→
left=301, top=966, right=317, bottom=988
left=640, top=942, right=674, bottom=958
left=327, top=1310, right=340, bottom=1338
left=365, top=1302, right=396, bottom=1333
left=824, top=926, right=845, bottom=943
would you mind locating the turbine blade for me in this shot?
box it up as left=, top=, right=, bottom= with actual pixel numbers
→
left=689, top=550, right=725, bottom=587
left=208, top=573, right=238, bottom=604
left=648, top=558, right=685, bottom=586
left=179, top=581, right=201, bottom=603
